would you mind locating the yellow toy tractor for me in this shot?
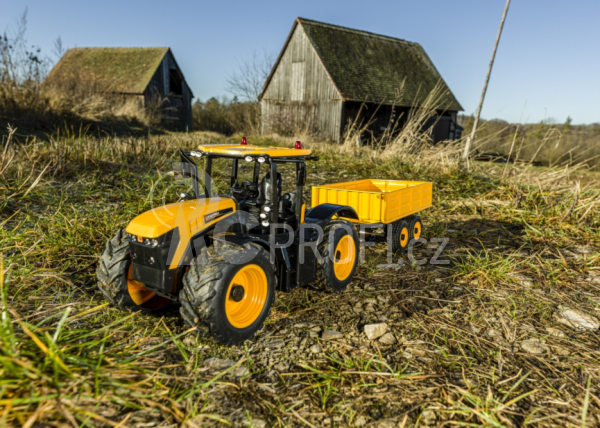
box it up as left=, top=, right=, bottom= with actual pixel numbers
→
left=97, top=139, right=431, bottom=345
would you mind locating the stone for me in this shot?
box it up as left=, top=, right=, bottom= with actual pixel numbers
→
left=508, top=273, right=534, bottom=287
left=354, top=415, right=368, bottom=427
left=470, top=325, right=481, bottom=334
left=364, top=323, right=389, bottom=340
left=520, top=338, right=548, bottom=354
left=202, top=358, right=235, bottom=371
left=421, top=409, right=437, bottom=426
left=363, top=303, right=375, bottom=312
left=546, top=327, right=566, bottom=338
left=233, top=366, right=250, bottom=379
left=520, top=323, right=537, bottom=334
left=379, top=332, right=396, bottom=345
left=405, top=347, right=427, bottom=357
left=554, top=306, right=600, bottom=330
left=486, top=328, right=503, bottom=339
left=273, top=362, right=288, bottom=372
left=321, top=330, right=344, bottom=341
left=309, top=344, right=323, bottom=354
left=242, top=418, right=267, bottom=428
left=293, top=323, right=307, bottom=329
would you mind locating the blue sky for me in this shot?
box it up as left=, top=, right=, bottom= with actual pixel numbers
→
left=3, top=0, right=599, bottom=124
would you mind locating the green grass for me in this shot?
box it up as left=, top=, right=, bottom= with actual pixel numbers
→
left=1, top=131, right=599, bottom=426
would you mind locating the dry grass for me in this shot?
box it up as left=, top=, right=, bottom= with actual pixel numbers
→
left=1, top=128, right=599, bottom=426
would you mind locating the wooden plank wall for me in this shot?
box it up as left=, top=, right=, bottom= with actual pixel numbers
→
left=261, top=25, right=343, bottom=142
left=144, top=52, right=193, bottom=131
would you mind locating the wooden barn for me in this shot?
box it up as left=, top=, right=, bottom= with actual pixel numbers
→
left=260, top=18, right=463, bottom=143
left=44, top=47, right=193, bottom=131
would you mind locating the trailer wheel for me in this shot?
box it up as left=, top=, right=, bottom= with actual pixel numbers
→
left=97, top=229, right=171, bottom=312
left=179, top=241, right=275, bottom=345
left=392, top=219, right=411, bottom=252
left=314, top=220, right=359, bottom=292
left=408, top=215, right=423, bottom=243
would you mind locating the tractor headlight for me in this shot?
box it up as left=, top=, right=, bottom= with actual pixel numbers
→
left=263, top=206, right=271, bottom=213
left=261, top=221, right=269, bottom=227
left=143, top=238, right=159, bottom=247
left=244, top=156, right=253, bottom=162
left=190, top=151, right=202, bottom=158
left=259, top=213, right=267, bottom=219
left=257, top=156, right=266, bottom=163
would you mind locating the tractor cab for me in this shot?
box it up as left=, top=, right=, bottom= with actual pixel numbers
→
left=183, top=139, right=315, bottom=235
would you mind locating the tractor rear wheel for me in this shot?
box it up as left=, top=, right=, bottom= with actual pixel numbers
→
left=96, top=229, right=171, bottom=312
left=314, top=220, right=359, bottom=292
left=179, top=241, right=275, bottom=345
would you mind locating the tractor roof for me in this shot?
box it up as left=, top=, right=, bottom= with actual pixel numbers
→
left=197, top=144, right=311, bottom=158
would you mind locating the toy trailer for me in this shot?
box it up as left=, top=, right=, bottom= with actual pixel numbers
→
left=96, top=139, right=432, bottom=345
left=312, top=179, right=432, bottom=251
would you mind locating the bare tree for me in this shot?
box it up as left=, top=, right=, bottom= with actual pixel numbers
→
left=225, top=50, right=275, bottom=102
left=462, top=0, right=511, bottom=169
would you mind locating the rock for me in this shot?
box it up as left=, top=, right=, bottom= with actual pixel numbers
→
left=379, top=332, right=396, bottom=345
left=520, top=338, right=548, bottom=354
left=242, top=418, right=267, bottom=428
left=486, top=328, right=503, bottom=339
left=421, top=409, right=437, bottom=426
left=273, top=362, right=288, bottom=372
left=364, top=323, right=388, bottom=340
left=520, top=323, right=537, bottom=334
left=202, top=358, right=235, bottom=371
left=354, top=415, right=368, bottom=427
left=405, top=347, right=427, bottom=357
left=363, top=303, right=375, bottom=312
left=554, top=306, right=600, bottom=330
left=546, top=327, right=566, bottom=338
left=309, top=344, right=323, bottom=354
left=508, top=273, right=534, bottom=287
left=470, top=325, right=481, bottom=334
left=293, top=323, right=307, bottom=329
left=377, top=295, right=390, bottom=304
left=233, top=366, right=250, bottom=379
left=321, top=330, right=344, bottom=341
left=182, top=335, right=196, bottom=347
left=266, top=339, right=285, bottom=349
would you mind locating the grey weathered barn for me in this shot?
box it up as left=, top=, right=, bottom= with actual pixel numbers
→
left=44, top=47, right=193, bottom=131
left=260, top=18, right=463, bottom=143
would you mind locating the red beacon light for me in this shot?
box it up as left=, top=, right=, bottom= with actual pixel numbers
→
left=241, top=137, right=247, bottom=145
left=294, top=141, right=302, bottom=149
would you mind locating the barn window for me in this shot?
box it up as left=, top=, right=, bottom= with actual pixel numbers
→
left=291, top=61, right=305, bottom=101
left=169, top=69, right=183, bottom=96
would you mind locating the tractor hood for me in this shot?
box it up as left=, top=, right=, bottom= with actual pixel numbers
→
left=125, top=197, right=236, bottom=239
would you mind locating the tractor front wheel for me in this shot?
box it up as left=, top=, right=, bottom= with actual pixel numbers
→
left=179, top=242, right=276, bottom=346
left=96, top=229, right=171, bottom=312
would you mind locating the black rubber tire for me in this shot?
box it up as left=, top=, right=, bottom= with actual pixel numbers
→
left=179, top=241, right=276, bottom=346
left=314, top=220, right=359, bottom=292
left=96, top=229, right=171, bottom=312
left=392, top=219, right=410, bottom=252
left=407, top=215, right=423, bottom=244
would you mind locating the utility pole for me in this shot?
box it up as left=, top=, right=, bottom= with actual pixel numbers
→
left=462, top=0, right=511, bottom=169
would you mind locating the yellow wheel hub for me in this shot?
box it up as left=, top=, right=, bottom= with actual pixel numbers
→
left=400, top=226, right=409, bottom=248
left=333, top=234, right=355, bottom=281
left=127, top=264, right=156, bottom=305
left=225, top=264, right=268, bottom=329
left=413, top=221, right=422, bottom=240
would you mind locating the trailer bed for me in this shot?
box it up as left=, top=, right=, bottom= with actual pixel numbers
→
left=311, top=179, right=432, bottom=224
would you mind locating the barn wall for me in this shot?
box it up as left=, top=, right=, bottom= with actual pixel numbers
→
left=144, top=52, right=193, bottom=131
left=261, top=25, right=342, bottom=142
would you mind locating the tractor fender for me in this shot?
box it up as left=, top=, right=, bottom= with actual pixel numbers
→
left=212, top=234, right=271, bottom=253
left=304, top=204, right=359, bottom=225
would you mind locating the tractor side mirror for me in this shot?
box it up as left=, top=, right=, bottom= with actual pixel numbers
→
left=296, top=162, right=307, bottom=186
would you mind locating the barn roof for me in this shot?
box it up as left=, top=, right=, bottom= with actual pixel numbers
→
left=44, top=47, right=170, bottom=94
left=263, top=18, right=462, bottom=111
